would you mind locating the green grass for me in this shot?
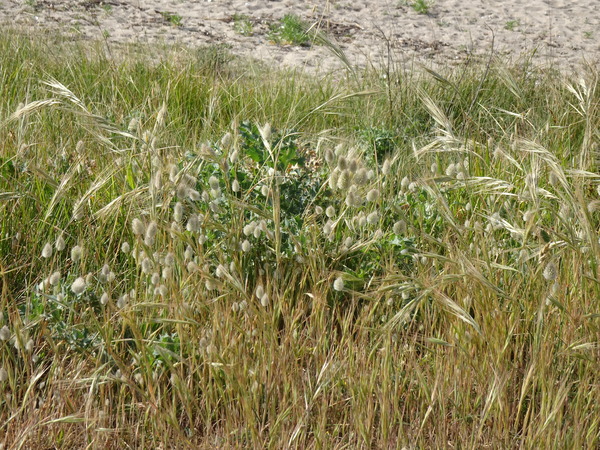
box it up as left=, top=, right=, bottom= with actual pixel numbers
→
left=232, top=13, right=254, bottom=37
left=1, top=29, right=600, bottom=448
left=268, top=14, right=312, bottom=46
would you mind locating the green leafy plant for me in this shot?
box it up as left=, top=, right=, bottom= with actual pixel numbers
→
left=504, top=20, right=519, bottom=31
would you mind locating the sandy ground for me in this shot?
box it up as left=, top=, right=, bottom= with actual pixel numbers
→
left=2, top=0, right=599, bottom=73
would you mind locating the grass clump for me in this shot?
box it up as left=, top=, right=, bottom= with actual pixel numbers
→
left=268, top=14, right=312, bottom=46
left=1, top=29, right=600, bottom=448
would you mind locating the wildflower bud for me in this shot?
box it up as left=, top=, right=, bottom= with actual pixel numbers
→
left=41, top=243, right=53, bottom=259
left=71, top=245, right=83, bottom=262
left=333, top=277, right=344, bottom=292
left=132, top=218, right=145, bottom=236
left=71, top=277, right=86, bottom=295
left=55, top=235, right=66, bottom=251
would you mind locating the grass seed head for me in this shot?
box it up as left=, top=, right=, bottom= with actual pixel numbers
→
left=55, top=235, right=66, bottom=251
left=71, top=277, right=86, bottom=295
left=71, top=245, right=83, bottom=262
left=132, top=218, right=145, bottom=236
left=0, top=326, right=10, bottom=341
left=543, top=261, right=558, bottom=281
left=333, top=277, right=344, bottom=291
left=41, top=243, right=53, bottom=259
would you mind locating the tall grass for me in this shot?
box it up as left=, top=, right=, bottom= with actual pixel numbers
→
left=1, top=30, right=599, bottom=448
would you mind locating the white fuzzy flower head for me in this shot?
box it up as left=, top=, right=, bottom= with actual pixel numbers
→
left=49, top=271, right=61, bottom=286
left=382, top=158, right=392, bottom=176
left=71, top=245, right=83, bottom=262
left=100, top=292, right=110, bottom=305
left=232, top=179, right=240, bottom=193
left=173, top=202, right=184, bottom=223
left=117, top=294, right=129, bottom=309
left=326, top=206, right=336, bottom=218
left=121, top=241, right=131, bottom=254
left=366, top=188, right=380, bottom=202
left=0, top=366, right=7, bottom=382
left=255, top=285, right=265, bottom=300
left=71, top=277, right=86, bottom=295
left=132, top=218, right=145, bottom=236
left=261, top=185, right=270, bottom=197
left=337, top=170, right=351, bottom=190
left=55, top=235, right=66, bottom=251
left=401, top=176, right=410, bottom=189
left=0, top=325, right=10, bottom=341
left=543, top=262, right=558, bottom=281
left=145, top=221, right=158, bottom=246
left=333, top=277, right=345, bottom=292
left=367, top=211, right=379, bottom=225
left=393, top=220, right=407, bottom=235
left=260, top=293, right=269, bottom=307
left=209, top=176, right=220, bottom=191
left=41, top=243, right=53, bottom=259
left=241, top=239, right=251, bottom=252
left=186, top=215, right=200, bottom=233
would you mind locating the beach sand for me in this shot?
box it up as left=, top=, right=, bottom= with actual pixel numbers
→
left=2, top=0, right=599, bottom=72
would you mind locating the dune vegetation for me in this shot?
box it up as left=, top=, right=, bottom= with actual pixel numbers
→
left=1, top=31, right=599, bottom=448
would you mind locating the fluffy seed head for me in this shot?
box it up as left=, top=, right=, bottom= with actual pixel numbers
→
left=100, top=292, right=110, bottom=305
left=324, top=149, right=335, bottom=165
left=260, top=293, right=269, bottom=307
left=0, top=326, right=10, bottom=341
left=71, top=245, right=83, bottom=262
left=145, top=221, right=158, bottom=246
left=132, top=218, right=145, bottom=236
left=41, top=243, right=53, bottom=259
left=366, top=188, right=380, bottom=202
left=71, top=277, right=86, bottom=295
left=121, top=242, right=130, bottom=254
left=367, top=211, right=379, bottom=225
left=543, top=262, right=558, bottom=281
left=382, top=158, right=392, bottom=175
left=49, top=271, right=61, bottom=286
left=55, top=235, right=66, bottom=251
left=326, top=206, right=336, bottom=218
left=173, top=202, right=183, bottom=222
left=241, top=240, right=251, bottom=252
left=0, top=367, right=8, bottom=382
left=232, top=179, right=240, bottom=192
left=393, top=220, right=407, bottom=235
left=333, top=277, right=344, bottom=292
left=337, top=170, right=351, bottom=190
left=255, top=285, right=265, bottom=300
left=337, top=156, right=348, bottom=171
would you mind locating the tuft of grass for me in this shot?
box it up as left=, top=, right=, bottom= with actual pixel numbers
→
left=232, top=13, right=254, bottom=36
left=411, top=0, right=433, bottom=15
left=504, top=19, right=520, bottom=31
left=268, top=14, right=312, bottom=46
left=159, top=11, right=182, bottom=27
